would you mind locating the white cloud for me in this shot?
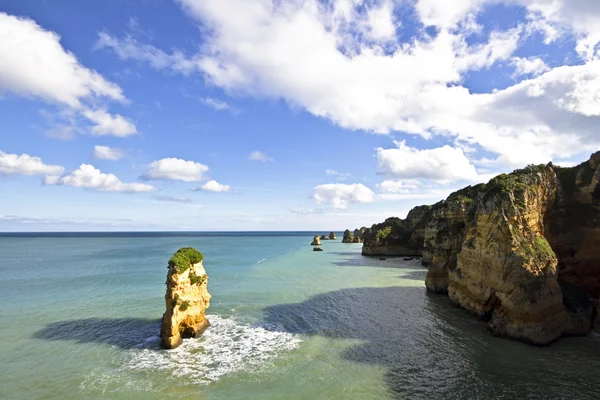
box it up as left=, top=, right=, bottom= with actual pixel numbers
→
left=45, top=164, right=154, bottom=193
left=0, top=13, right=125, bottom=107
left=325, top=169, right=351, bottom=180
left=83, top=109, right=137, bottom=137
left=142, top=158, right=209, bottom=182
left=365, top=1, right=396, bottom=40
left=93, top=145, right=125, bottom=161
left=96, top=1, right=600, bottom=169
left=511, top=56, right=549, bottom=77
left=201, top=97, right=232, bottom=111
left=249, top=151, right=274, bottom=162
left=314, top=183, right=376, bottom=209
left=377, top=141, right=480, bottom=182
left=197, top=180, right=231, bottom=192
left=95, top=31, right=202, bottom=75
left=0, top=150, right=64, bottom=176
left=377, top=179, right=422, bottom=194
left=0, top=13, right=136, bottom=137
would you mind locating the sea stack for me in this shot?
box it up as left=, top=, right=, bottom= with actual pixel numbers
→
left=329, top=232, right=337, bottom=240
left=342, top=229, right=353, bottom=243
left=352, top=228, right=363, bottom=243
left=311, top=235, right=321, bottom=246
left=320, top=234, right=330, bottom=240
left=161, top=247, right=211, bottom=349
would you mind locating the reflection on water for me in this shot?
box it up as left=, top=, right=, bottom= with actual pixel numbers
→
left=264, top=286, right=600, bottom=399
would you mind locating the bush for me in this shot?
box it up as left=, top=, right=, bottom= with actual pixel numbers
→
left=190, top=271, right=207, bottom=285
left=169, top=247, right=204, bottom=274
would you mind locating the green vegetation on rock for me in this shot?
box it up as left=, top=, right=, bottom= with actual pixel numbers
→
left=169, top=247, right=204, bottom=274
left=179, top=300, right=190, bottom=311
left=517, top=236, right=556, bottom=261
left=189, top=271, right=207, bottom=285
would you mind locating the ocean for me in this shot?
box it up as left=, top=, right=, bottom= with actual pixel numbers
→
left=1, top=232, right=599, bottom=399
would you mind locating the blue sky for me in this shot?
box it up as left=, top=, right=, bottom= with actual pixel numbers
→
left=1, top=0, right=599, bottom=231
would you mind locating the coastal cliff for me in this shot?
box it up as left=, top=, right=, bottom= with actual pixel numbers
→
left=361, top=152, right=600, bottom=345
left=161, top=248, right=211, bottom=349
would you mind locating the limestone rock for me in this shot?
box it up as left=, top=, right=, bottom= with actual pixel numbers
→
left=362, top=205, right=432, bottom=257
left=320, top=235, right=330, bottom=240
left=311, top=235, right=321, bottom=246
left=342, top=229, right=353, bottom=243
left=313, top=247, right=323, bottom=252
left=361, top=151, right=600, bottom=345
left=161, top=248, right=211, bottom=349
left=329, top=232, right=337, bottom=240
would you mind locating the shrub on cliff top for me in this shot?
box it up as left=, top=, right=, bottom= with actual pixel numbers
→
left=169, top=247, right=204, bottom=274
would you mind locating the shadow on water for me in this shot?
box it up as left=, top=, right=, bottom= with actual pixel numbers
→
left=33, top=318, right=161, bottom=349
left=263, top=286, right=600, bottom=400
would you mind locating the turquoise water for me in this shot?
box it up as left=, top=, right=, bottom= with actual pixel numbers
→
left=1, top=232, right=600, bottom=399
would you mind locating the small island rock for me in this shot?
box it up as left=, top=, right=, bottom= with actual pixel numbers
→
left=342, top=229, right=353, bottom=243
left=161, top=247, right=211, bottom=349
left=311, top=235, right=321, bottom=246
left=329, top=232, right=337, bottom=240
left=313, top=247, right=324, bottom=252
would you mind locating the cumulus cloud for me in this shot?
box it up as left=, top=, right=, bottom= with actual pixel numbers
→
left=511, top=56, right=550, bottom=77
left=45, top=164, right=155, bottom=193
left=95, top=0, right=600, bottom=169
left=93, top=145, right=125, bottom=161
left=248, top=151, right=274, bottom=162
left=0, top=150, right=64, bottom=176
left=82, top=109, right=137, bottom=137
left=0, top=13, right=136, bottom=137
left=142, top=158, right=209, bottom=182
left=197, top=180, right=231, bottom=192
left=314, top=183, right=376, bottom=209
left=377, top=141, right=480, bottom=182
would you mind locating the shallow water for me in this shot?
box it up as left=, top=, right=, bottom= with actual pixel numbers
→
left=1, top=232, right=599, bottom=399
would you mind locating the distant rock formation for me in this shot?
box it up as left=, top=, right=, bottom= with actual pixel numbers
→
left=311, top=235, right=321, bottom=246
left=313, top=247, right=323, bottom=252
left=329, top=232, right=337, bottom=240
left=161, top=248, right=211, bottom=349
left=360, top=152, right=600, bottom=345
left=342, top=229, right=353, bottom=243
left=320, top=235, right=330, bottom=240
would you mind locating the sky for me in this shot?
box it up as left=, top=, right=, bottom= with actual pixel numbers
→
left=1, top=0, right=600, bottom=231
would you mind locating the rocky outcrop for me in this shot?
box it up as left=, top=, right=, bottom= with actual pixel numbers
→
left=320, top=235, right=330, bottom=240
left=342, top=229, right=353, bottom=243
left=313, top=247, right=323, bottom=252
left=361, top=152, right=600, bottom=345
left=329, top=232, right=337, bottom=240
left=362, top=205, right=432, bottom=257
left=161, top=248, right=211, bottom=349
left=311, top=235, right=321, bottom=246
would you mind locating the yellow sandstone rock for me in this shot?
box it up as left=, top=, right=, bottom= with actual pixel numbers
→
left=160, top=248, right=211, bottom=349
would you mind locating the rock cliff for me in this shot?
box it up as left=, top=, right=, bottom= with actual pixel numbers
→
left=342, top=229, right=353, bottom=243
left=161, top=247, right=211, bottom=349
left=361, top=152, right=600, bottom=345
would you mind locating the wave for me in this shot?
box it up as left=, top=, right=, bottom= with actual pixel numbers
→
left=257, top=258, right=267, bottom=264
left=121, top=314, right=301, bottom=386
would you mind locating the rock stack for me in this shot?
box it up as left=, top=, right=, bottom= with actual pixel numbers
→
left=311, top=235, right=321, bottom=246
left=160, top=247, right=211, bottom=349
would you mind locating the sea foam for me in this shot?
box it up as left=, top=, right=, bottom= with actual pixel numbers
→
left=122, top=314, right=301, bottom=385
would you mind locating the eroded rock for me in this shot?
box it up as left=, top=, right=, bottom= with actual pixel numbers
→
left=161, top=248, right=211, bottom=349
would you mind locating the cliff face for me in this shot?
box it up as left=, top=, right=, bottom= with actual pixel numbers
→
left=362, top=205, right=432, bottom=256
left=161, top=248, right=211, bottom=349
left=362, top=152, right=600, bottom=345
